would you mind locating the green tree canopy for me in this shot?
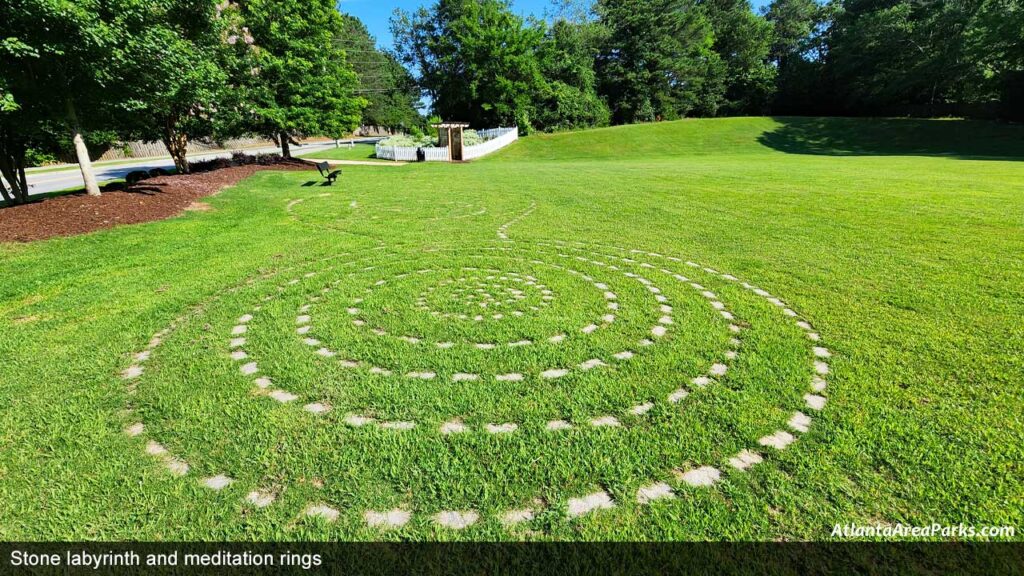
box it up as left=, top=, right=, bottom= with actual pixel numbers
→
left=233, top=0, right=365, bottom=156
left=595, top=0, right=720, bottom=124
left=392, top=0, right=546, bottom=128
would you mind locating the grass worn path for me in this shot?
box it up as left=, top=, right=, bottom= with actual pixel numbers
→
left=0, top=117, right=1021, bottom=541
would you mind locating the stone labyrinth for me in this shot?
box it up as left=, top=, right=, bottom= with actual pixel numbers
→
left=119, top=199, right=832, bottom=532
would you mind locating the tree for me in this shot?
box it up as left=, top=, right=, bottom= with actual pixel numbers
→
left=701, top=0, right=776, bottom=115
left=595, top=0, right=720, bottom=124
left=534, top=17, right=611, bottom=131
left=0, top=0, right=137, bottom=196
left=764, top=0, right=839, bottom=115
left=392, top=0, right=546, bottom=128
left=112, top=0, right=234, bottom=173
left=233, top=0, right=365, bottom=157
left=336, top=14, right=422, bottom=133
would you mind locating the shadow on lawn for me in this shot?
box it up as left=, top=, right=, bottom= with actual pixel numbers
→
left=758, top=116, right=1024, bottom=160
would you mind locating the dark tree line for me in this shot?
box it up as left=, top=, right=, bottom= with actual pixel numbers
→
left=393, top=0, right=1024, bottom=132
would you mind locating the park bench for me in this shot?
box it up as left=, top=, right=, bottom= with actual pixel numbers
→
left=316, top=161, right=342, bottom=185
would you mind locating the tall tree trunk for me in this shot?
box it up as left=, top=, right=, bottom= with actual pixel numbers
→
left=279, top=131, right=291, bottom=158
left=0, top=139, right=30, bottom=205
left=66, top=99, right=101, bottom=196
left=162, top=116, right=190, bottom=174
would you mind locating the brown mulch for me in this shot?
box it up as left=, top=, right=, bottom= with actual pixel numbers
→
left=0, top=159, right=314, bottom=243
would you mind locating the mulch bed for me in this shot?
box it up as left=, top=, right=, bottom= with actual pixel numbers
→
left=0, top=159, right=313, bottom=243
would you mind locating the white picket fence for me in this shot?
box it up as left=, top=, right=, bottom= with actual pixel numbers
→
left=463, top=127, right=518, bottom=160
left=375, top=145, right=450, bottom=162
left=374, top=127, right=518, bottom=162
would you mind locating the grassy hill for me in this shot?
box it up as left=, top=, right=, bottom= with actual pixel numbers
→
left=496, top=116, right=1024, bottom=162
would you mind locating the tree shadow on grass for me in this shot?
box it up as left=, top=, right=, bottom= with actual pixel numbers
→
left=758, top=117, right=1024, bottom=161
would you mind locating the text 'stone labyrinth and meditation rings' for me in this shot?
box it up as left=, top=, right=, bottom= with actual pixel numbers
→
left=119, top=207, right=831, bottom=533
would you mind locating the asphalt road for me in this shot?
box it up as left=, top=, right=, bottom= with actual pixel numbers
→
left=17, top=139, right=381, bottom=197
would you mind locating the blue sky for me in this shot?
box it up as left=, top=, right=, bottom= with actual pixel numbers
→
left=339, top=0, right=773, bottom=50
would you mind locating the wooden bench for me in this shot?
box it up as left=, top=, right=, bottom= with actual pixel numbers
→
left=316, top=162, right=342, bottom=185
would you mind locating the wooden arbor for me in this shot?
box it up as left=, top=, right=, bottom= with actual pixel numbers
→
left=432, top=122, right=471, bottom=161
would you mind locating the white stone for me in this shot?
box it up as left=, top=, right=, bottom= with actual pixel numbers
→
left=814, top=361, right=830, bottom=375
left=381, top=421, right=416, bottom=430
left=613, top=351, right=635, bottom=361
left=639, top=339, right=654, bottom=347
left=591, top=416, right=621, bottom=427
left=813, top=347, right=832, bottom=358
left=788, top=411, right=812, bottom=433
left=811, top=376, right=827, bottom=392
left=728, top=449, right=764, bottom=471
left=475, top=343, right=496, bottom=350
left=725, top=351, right=738, bottom=360
left=567, top=491, right=615, bottom=518
left=296, top=315, right=311, bottom=324
left=166, top=458, right=190, bottom=476
left=440, top=421, right=468, bottom=434
left=436, top=342, right=455, bottom=349
left=759, top=430, right=796, bottom=450
left=497, top=373, right=524, bottom=382
left=453, top=373, right=479, bottom=382
left=401, top=336, right=421, bottom=344
left=145, top=441, right=167, bottom=456
left=637, top=483, right=674, bottom=504
left=502, top=508, right=536, bottom=525
left=796, top=321, right=813, bottom=331
left=658, top=316, right=673, bottom=325
left=316, top=348, right=336, bottom=358
left=230, top=350, right=248, bottom=361
left=711, top=301, right=726, bottom=310
left=296, top=326, right=311, bottom=335
left=680, top=466, right=721, bottom=487
left=247, top=491, right=275, bottom=508
left=804, top=394, right=827, bottom=410
left=238, top=314, right=253, bottom=324
left=651, top=326, right=667, bottom=337
left=541, top=368, right=569, bottom=379
left=729, top=324, right=742, bottom=333
left=123, top=366, right=143, bottom=379
left=125, top=423, right=144, bottom=437
left=434, top=510, right=478, bottom=529
left=365, top=509, right=411, bottom=528
left=240, top=362, right=258, bottom=375
left=547, top=420, right=572, bottom=431
left=582, top=324, right=599, bottom=334
left=203, top=475, right=233, bottom=491
left=486, top=423, right=518, bottom=434
left=345, top=415, right=374, bottom=427
left=304, top=403, right=331, bottom=414
left=369, top=366, right=390, bottom=375
left=509, top=340, right=532, bottom=347
left=254, top=377, right=272, bottom=389
left=631, top=403, right=654, bottom=416
left=579, top=359, right=606, bottom=371
left=134, top=351, right=151, bottom=362
left=269, top=390, right=297, bottom=403
left=229, top=338, right=246, bottom=348
left=303, top=338, right=321, bottom=346
left=710, top=363, right=728, bottom=376
left=668, top=389, right=689, bottom=403
left=304, top=504, right=339, bottom=522
left=720, top=311, right=735, bottom=320
left=549, top=334, right=566, bottom=343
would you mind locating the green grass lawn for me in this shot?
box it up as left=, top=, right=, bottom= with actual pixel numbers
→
left=299, top=143, right=389, bottom=162
left=1, top=117, right=1021, bottom=541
